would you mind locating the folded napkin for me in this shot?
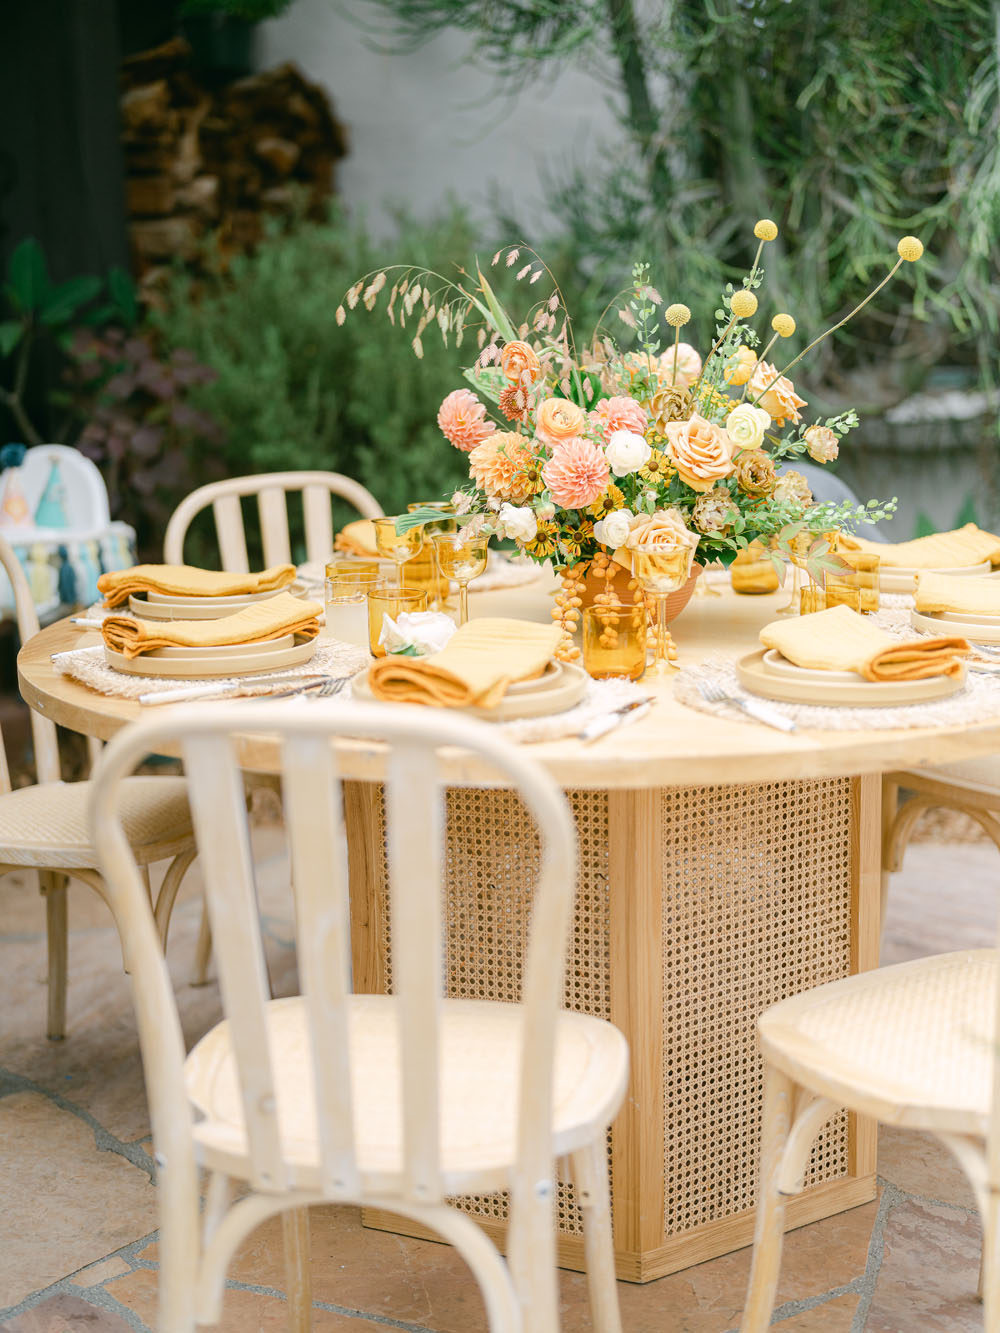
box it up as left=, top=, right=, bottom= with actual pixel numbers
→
left=915, top=571, right=1000, bottom=617
left=367, top=617, right=563, bottom=709
left=98, top=562, right=297, bottom=609
left=102, top=591, right=322, bottom=659
left=334, top=519, right=378, bottom=557
left=759, top=604, right=968, bottom=681
left=839, top=523, right=1000, bottom=570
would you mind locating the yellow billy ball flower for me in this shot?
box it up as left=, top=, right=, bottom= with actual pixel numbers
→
left=730, top=289, right=758, bottom=319
left=754, top=219, right=778, bottom=241
left=897, top=236, right=924, bottom=262
left=665, top=303, right=691, bottom=327
left=771, top=313, right=796, bottom=337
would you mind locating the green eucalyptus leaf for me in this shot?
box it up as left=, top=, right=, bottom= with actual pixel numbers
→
left=7, top=238, right=49, bottom=313
left=0, top=321, right=23, bottom=357
left=395, top=506, right=453, bottom=534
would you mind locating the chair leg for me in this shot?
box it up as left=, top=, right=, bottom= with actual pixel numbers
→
left=151, top=848, right=198, bottom=950
left=39, top=869, right=69, bottom=1040
left=191, top=899, right=213, bottom=986
left=740, top=1063, right=795, bottom=1333
left=571, top=1137, right=622, bottom=1333
left=282, top=1207, right=312, bottom=1333
left=508, top=1183, right=560, bottom=1333
left=982, top=1190, right=1000, bottom=1328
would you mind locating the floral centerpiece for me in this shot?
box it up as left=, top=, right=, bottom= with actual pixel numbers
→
left=339, top=220, right=917, bottom=654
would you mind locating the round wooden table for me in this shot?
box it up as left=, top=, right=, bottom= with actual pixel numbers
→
left=18, top=585, right=1000, bottom=1282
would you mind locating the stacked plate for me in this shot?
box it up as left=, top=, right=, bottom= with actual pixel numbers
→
left=351, top=659, right=588, bottom=720
left=108, top=633, right=318, bottom=678
left=911, top=607, right=1000, bottom=646
left=880, top=561, right=992, bottom=594
left=128, top=585, right=306, bottom=620
left=736, top=648, right=965, bottom=707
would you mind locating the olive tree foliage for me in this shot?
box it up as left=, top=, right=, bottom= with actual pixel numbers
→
left=358, top=0, right=1000, bottom=406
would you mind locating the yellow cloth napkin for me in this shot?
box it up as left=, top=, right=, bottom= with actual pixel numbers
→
left=334, top=519, right=378, bottom=557
left=759, top=604, right=968, bottom=681
left=98, top=562, right=297, bottom=609
left=102, top=592, right=322, bottom=660
left=367, top=617, right=563, bottom=709
left=914, top=571, right=1000, bottom=616
left=839, top=523, right=1000, bottom=569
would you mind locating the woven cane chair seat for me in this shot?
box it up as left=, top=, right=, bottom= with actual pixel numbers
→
left=896, top=756, right=1000, bottom=796
left=0, top=776, right=192, bottom=870
left=759, top=949, right=997, bottom=1135
left=184, top=994, right=630, bottom=1188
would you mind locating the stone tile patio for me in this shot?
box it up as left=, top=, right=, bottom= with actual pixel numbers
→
left=0, top=813, right=995, bottom=1331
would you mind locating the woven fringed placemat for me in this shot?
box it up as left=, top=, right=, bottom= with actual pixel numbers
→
left=53, top=637, right=648, bottom=743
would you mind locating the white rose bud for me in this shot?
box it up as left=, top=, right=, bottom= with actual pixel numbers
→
left=534, top=500, right=556, bottom=522
left=725, top=403, right=771, bottom=453
left=497, top=502, right=538, bottom=543
left=593, top=508, right=636, bottom=550
left=605, top=428, right=652, bottom=477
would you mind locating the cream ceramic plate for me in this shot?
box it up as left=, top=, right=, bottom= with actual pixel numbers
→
left=504, top=660, right=562, bottom=695
left=351, top=660, right=588, bottom=720
left=130, top=584, right=307, bottom=620
left=737, top=649, right=965, bottom=707
left=761, top=648, right=859, bottom=683
left=106, top=635, right=317, bottom=678
left=910, top=609, right=1000, bottom=645
left=932, top=609, right=1000, bottom=626
left=879, top=561, right=992, bottom=594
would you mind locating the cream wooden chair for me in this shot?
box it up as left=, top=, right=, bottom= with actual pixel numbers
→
left=0, top=533, right=196, bottom=1039
left=89, top=701, right=629, bottom=1333
left=739, top=943, right=1000, bottom=1329
left=164, top=470, right=384, bottom=984
left=882, top=762, right=1000, bottom=922
left=163, top=470, right=384, bottom=569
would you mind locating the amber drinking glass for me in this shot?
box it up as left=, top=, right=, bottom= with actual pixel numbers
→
left=325, top=558, right=381, bottom=582
left=373, top=517, right=424, bottom=593
left=825, top=551, right=880, bottom=614
left=432, top=531, right=489, bottom=626
left=799, top=584, right=826, bottom=615
left=582, top=600, right=646, bottom=681
left=366, top=583, right=428, bottom=657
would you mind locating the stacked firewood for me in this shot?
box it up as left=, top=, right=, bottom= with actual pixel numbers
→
left=119, top=37, right=347, bottom=285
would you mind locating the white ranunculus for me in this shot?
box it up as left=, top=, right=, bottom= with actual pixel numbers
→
left=593, top=508, right=636, bottom=549
left=380, top=610, right=458, bottom=655
left=725, top=403, right=771, bottom=452
left=605, top=428, right=652, bottom=477
left=497, top=502, right=538, bottom=543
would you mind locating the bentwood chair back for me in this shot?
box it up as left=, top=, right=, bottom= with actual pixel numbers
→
left=163, top=471, right=384, bottom=570
left=0, top=533, right=195, bottom=1038
left=90, top=702, right=629, bottom=1332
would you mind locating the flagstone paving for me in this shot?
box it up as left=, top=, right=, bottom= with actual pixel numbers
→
left=0, top=819, right=995, bottom=1331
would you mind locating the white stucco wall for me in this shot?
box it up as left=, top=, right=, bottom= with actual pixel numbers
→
left=256, top=0, right=624, bottom=233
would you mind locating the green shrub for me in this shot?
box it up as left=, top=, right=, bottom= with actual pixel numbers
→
left=153, top=208, right=487, bottom=538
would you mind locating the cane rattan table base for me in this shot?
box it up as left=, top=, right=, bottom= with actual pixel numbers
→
left=347, top=774, right=879, bottom=1282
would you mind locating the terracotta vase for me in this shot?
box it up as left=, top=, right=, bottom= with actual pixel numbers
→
left=579, top=561, right=702, bottom=624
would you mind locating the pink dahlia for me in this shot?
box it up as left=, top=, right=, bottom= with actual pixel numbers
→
left=437, top=389, right=496, bottom=453
left=589, top=395, right=648, bottom=440
left=541, top=437, right=610, bottom=509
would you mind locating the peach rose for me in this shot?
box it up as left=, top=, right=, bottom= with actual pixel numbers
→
left=624, top=508, right=700, bottom=589
left=589, top=394, right=648, bottom=440
left=500, top=340, right=541, bottom=386
left=724, top=345, right=757, bottom=387
left=540, top=437, right=610, bottom=509
left=663, top=412, right=736, bottom=492
left=749, top=360, right=807, bottom=427
left=535, top=396, right=586, bottom=446
left=659, top=342, right=702, bottom=389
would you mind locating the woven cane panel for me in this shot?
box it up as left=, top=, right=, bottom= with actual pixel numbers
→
left=374, top=787, right=610, bottom=1237
left=660, top=778, right=853, bottom=1236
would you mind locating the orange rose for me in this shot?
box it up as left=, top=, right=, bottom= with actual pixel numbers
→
left=535, top=396, right=585, bottom=445
left=500, top=340, right=541, bottom=386
left=663, top=412, right=736, bottom=492
left=749, top=360, right=807, bottom=427
left=724, top=345, right=757, bottom=387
